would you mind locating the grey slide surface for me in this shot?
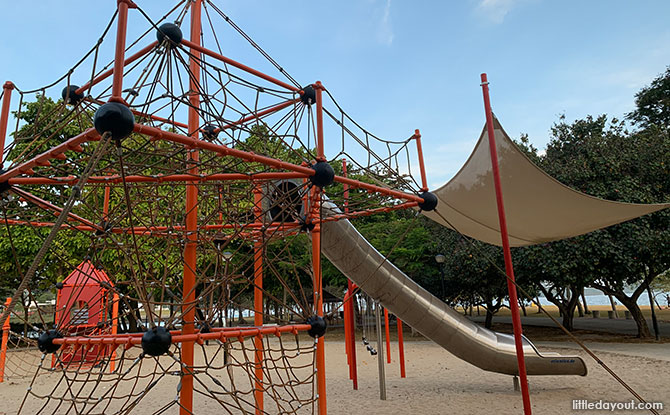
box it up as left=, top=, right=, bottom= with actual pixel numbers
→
left=320, top=211, right=587, bottom=376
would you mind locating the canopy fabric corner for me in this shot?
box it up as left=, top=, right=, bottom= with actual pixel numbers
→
left=423, top=116, right=670, bottom=247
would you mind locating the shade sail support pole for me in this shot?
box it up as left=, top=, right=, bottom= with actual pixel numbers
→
left=480, top=73, right=532, bottom=415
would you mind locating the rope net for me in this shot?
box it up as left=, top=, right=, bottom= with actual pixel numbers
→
left=0, top=1, right=426, bottom=413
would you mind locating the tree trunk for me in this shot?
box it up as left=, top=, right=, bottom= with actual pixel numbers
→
left=607, top=295, right=619, bottom=318
left=620, top=297, right=651, bottom=338
left=125, top=299, right=141, bottom=332
left=576, top=299, right=584, bottom=317
left=519, top=299, right=527, bottom=316
left=593, top=281, right=652, bottom=338
left=581, top=290, right=590, bottom=314
left=484, top=308, right=494, bottom=329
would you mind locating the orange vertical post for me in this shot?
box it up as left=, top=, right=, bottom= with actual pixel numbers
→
left=413, top=129, right=428, bottom=191
left=0, top=82, right=14, bottom=167
left=110, top=0, right=131, bottom=101
left=342, top=158, right=357, bottom=389
left=109, top=293, right=119, bottom=373
left=311, top=218, right=327, bottom=414
left=253, top=185, right=264, bottom=414
left=347, top=281, right=358, bottom=389
left=180, top=2, right=202, bottom=414
left=314, top=82, right=325, bottom=161
left=397, top=318, right=406, bottom=378
left=102, top=185, right=111, bottom=221
left=343, top=290, right=351, bottom=366
left=480, top=73, right=531, bottom=415
left=384, top=308, right=391, bottom=364
left=312, top=80, right=327, bottom=414
left=0, top=298, right=11, bottom=382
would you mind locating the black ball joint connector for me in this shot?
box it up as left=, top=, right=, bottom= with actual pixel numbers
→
left=38, top=330, right=63, bottom=354
left=141, top=326, right=172, bottom=357
left=306, top=315, right=327, bottom=338
left=156, top=23, right=183, bottom=46
left=418, top=191, right=438, bottom=211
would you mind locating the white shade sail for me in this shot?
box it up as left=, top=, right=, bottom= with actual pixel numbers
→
left=422, top=116, right=670, bottom=247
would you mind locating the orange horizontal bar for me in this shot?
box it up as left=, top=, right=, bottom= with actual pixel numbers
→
left=332, top=175, right=424, bottom=203
left=181, top=39, right=300, bottom=92
left=11, top=187, right=104, bottom=232
left=10, top=172, right=309, bottom=186
left=86, top=97, right=189, bottom=130
left=52, top=324, right=311, bottom=346
left=217, top=98, right=300, bottom=131
left=134, top=123, right=316, bottom=176
left=75, top=41, right=159, bottom=95
left=0, top=129, right=100, bottom=182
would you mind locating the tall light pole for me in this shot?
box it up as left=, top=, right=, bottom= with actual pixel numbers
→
left=435, top=254, right=446, bottom=301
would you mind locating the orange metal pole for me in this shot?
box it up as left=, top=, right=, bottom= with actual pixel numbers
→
left=413, top=129, right=428, bottom=191
left=180, top=2, right=202, bottom=414
left=342, top=158, right=352, bottom=371
left=76, top=42, right=157, bottom=96
left=0, top=298, right=11, bottom=382
left=109, top=293, right=119, bottom=373
left=397, top=318, right=405, bottom=378
left=344, top=290, right=351, bottom=367
left=480, top=73, right=531, bottom=414
left=110, top=0, right=131, bottom=101
left=253, top=185, right=264, bottom=414
left=180, top=39, right=300, bottom=92
left=384, top=308, right=391, bottom=364
left=311, top=219, right=327, bottom=414
left=312, top=81, right=327, bottom=414
left=103, top=185, right=111, bottom=221
left=314, top=82, right=325, bottom=161
left=0, top=81, right=14, bottom=167
left=348, top=282, right=358, bottom=389
left=0, top=128, right=99, bottom=183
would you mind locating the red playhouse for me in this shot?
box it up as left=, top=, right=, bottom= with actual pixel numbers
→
left=54, top=261, right=119, bottom=368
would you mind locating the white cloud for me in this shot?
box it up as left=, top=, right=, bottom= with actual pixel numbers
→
left=376, top=0, right=394, bottom=46
left=476, top=0, right=521, bottom=24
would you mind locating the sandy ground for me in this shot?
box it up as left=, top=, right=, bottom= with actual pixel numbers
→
left=0, top=337, right=668, bottom=415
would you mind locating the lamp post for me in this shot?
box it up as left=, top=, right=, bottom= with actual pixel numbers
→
left=435, top=254, right=446, bottom=301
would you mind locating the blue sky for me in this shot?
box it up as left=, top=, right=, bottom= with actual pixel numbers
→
left=1, top=0, right=669, bottom=188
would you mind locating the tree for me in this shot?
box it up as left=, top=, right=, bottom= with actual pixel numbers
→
left=627, top=66, right=670, bottom=130
left=536, top=114, right=669, bottom=337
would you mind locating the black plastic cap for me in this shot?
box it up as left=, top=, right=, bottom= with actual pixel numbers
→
left=38, top=330, right=63, bottom=354
left=55, top=282, right=64, bottom=290
left=300, top=85, right=316, bottom=105
left=200, top=323, right=211, bottom=334
left=62, top=85, right=84, bottom=105
left=156, top=23, right=183, bottom=46
left=299, top=215, right=315, bottom=232
left=202, top=124, right=218, bottom=141
left=0, top=169, right=9, bottom=195
left=141, top=326, right=172, bottom=357
left=309, top=161, right=334, bottom=188
left=307, top=315, right=327, bottom=338
left=94, top=102, right=135, bottom=141
left=95, top=220, right=112, bottom=236
left=418, top=191, right=438, bottom=211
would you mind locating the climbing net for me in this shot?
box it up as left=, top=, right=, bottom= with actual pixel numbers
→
left=0, top=1, right=432, bottom=414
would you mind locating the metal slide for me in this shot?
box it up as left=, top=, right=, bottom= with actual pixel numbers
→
left=320, top=209, right=587, bottom=376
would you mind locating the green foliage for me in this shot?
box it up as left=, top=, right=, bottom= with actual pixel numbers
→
left=627, top=66, right=670, bottom=130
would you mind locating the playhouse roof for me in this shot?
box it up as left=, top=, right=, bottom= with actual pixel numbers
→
left=62, top=261, right=113, bottom=287
left=423, top=116, right=670, bottom=247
